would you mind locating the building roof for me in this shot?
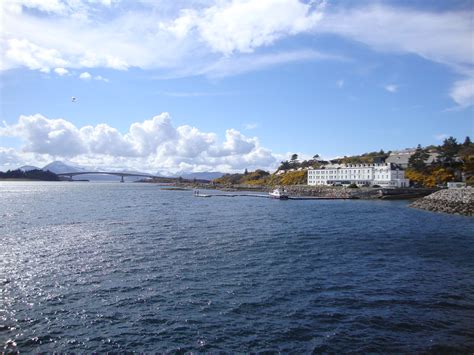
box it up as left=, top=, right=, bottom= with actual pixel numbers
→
left=386, top=151, right=439, bottom=166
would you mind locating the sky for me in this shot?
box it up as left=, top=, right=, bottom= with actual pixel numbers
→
left=0, top=0, right=473, bottom=174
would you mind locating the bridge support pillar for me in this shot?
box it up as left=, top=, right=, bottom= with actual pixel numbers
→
left=120, top=175, right=124, bottom=183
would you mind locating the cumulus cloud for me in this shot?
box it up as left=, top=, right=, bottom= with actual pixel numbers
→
left=79, top=71, right=92, bottom=80
left=54, top=67, right=69, bottom=76
left=0, top=113, right=278, bottom=173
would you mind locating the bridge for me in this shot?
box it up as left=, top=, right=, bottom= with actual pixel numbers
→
left=57, top=171, right=160, bottom=182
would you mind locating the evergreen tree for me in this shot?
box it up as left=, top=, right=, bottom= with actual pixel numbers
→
left=463, top=136, right=472, bottom=146
left=244, top=168, right=248, bottom=175
left=279, top=161, right=291, bottom=171
left=408, top=144, right=429, bottom=171
left=437, top=136, right=459, bottom=165
left=290, top=154, right=299, bottom=169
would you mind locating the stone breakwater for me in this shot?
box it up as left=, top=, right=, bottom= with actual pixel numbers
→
left=410, top=188, right=474, bottom=216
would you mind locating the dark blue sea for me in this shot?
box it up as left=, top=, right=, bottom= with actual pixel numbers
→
left=1, top=182, right=473, bottom=353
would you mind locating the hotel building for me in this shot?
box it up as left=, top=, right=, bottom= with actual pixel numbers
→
left=307, top=163, right=409, bottom=188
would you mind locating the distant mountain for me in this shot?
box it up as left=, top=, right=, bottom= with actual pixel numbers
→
left=42, top=161, right=84, bottom=174
left=19, top=165, right=40, bottom=172
left=180, top=172, right=225, bottom=181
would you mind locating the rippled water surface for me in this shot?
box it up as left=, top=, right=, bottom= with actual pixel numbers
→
left=1, top=182, right=474, bottom=352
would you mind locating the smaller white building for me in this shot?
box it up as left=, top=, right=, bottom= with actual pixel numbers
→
left=308, top=163, right=409, bottom=188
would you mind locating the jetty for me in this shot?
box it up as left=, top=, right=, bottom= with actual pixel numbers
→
left=194, top=192, right=355, bottom=200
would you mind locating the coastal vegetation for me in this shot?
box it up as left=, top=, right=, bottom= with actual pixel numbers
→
left=214, top=168, right=307, bottom=187
left=214, top=136, right=473, bottom=188
left=0, top=169, right=60, bottom=181
left=406, top=136, right=473, bottom=187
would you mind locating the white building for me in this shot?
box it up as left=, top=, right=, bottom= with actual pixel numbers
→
left=308, top=163, right=409, bottom=188
left=447, top=182, right=466, bottom=189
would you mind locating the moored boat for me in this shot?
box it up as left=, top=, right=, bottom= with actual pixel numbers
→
left=194, top=189, right=211, bottom=197
left=269, top=188, right=289, bottom=200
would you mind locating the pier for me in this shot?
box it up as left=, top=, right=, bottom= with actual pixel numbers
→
left=194, top=192, right=355, bottom=200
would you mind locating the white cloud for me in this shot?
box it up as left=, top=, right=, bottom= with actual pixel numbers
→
left=384, top=84, right=398, bottom=93
left=78, top=72, right=109, bottom=81
left=318, top=4, right=473, bottom=107
left=0, top=112, right=278, bottom=173
left=2, top=38, right=68, bottom=72
left=0, top=114, right=87, bottom=156
left=1, top=1, right=473, bottom=106
left=94, top=75, right=109, bottom=82
left=54, top=67, right=69, bottom=76
left=449, top=78, right=474, bottom=109
left=0, top=0, right=329, bottom=77
left=161, top=0, right=325, bottom=55
left=79, top=72, right=92, bottom=80
left=434, top=133, right=449, bottom=141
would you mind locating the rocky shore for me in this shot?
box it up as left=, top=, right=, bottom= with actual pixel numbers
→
left=410, top=188, right=473, bottom=216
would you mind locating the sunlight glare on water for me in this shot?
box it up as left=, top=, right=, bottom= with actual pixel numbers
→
left=1, top=182, right=474, bottom=352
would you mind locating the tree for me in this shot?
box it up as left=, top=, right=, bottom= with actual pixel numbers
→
left=244, top=168, right=248, bottom=175
left=290, top=154, right=298, bottom=162
left=463, top=136, right=472, bottom=146
left=437, top=136, right=459, bottom=165
left=408, top=144, right=429, bottom=171
left=278, top=161, right=291, bottom=171
left=313, top=154, right=320, bottom=160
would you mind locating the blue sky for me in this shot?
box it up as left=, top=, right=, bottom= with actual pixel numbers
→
left=0, top=0, right=473, bottom=173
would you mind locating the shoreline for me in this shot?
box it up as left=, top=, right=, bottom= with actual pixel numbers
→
left=172, top=182, right=437, bottom=200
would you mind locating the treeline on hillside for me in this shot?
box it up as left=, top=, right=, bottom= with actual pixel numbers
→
left=331, top=150, right=390, bottom=165
left=276, top=151, right=390, bottom=172
left=214, top=168, right=307, bottom=186
left=406, top=136, right=473, bottom=187
left=0, top=169, right=60, bottom=181
left=277, top=154, right=323, bottom=171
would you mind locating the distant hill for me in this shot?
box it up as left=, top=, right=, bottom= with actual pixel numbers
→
left=19, top=165, right=40, bottom=172
left=180, top=172, right=225, bottom=181
left=42, top=161, right=84, bottom=174
left=0, top=169, right=60, bottom=181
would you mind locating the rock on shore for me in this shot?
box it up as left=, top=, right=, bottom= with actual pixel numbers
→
left=410, top=188, right=473, bottom=216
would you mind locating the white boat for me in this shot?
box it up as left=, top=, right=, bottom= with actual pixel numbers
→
left=269, top=188, right=289, bottom=200
left=194, top=190, right=211, bottom=198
